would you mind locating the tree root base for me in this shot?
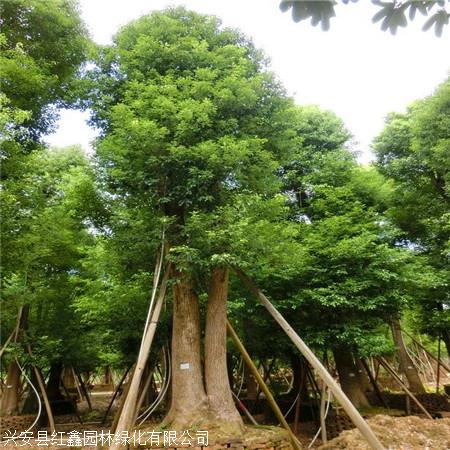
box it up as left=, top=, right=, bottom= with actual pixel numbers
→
left=139, top=424, right=292, bottom=449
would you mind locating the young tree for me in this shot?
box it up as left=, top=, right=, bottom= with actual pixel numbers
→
left=1, top=146, right=102, bottom=413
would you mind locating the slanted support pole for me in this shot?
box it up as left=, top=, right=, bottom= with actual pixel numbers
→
left=226, top=321, right=302, bottom=450
left=400, top=328, right=450, bottom=375
left=377, top=357, right=433, bottom=420
left=110, top=265, right=170, bottom=450
left=26, top=345, right=56, bottom=433
left=360, top=359, right=388, bottom=409
left=236, top=269, right=385, bottom=450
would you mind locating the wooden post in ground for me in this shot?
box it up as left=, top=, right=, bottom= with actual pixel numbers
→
left=377, top=357, right=433, bottom=419
left=226, top=321, right=302, bottom=450
left=110, top=266, right=170, bottom=450
left=293, top=361, right=305, bottom=435
left=236, top=269, right=386, bottom=450
left=319, top=380, right=328, bottom=444
left=436, top=337, right=441, bottom=394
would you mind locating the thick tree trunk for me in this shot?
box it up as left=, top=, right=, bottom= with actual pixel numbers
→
left=205, top=267, right=244, bottom=435
left=390, top=319, right=425, bottom=394
left=163, top=267, right=209, bottom=430
left=46, top=362, right=64, bottom=401
left=62, top=367, right=77, bottom=390
left=290, top=355, right=309, bottom=401
left=1, top=361, right=21, bottom=416
left=333, top=349, right=370, bottom=409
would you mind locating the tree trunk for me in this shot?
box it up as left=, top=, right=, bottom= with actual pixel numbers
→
left=333, top=349, right=370, bottom=409
left=244, top=365, right=258, bottom=400
left=442, top=329, right=450, bottom=361
left=205, top=267, right=244, bottom=435
left=0, top=361, right=21, bottom=416
left=356, top=359, right=373, bottom=393
left=163, top=266, right=209, bottom=430
left=46, top=362, right=64, bottom=401
left=390, top=319, right=425, bottom=393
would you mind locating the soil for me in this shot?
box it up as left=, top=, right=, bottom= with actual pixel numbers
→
left=318, top=414, right=450, bottom=450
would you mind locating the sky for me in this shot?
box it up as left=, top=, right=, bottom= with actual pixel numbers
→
left=45, top=0, right=450, bottom=163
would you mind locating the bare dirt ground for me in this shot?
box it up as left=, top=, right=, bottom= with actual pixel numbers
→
left=318, top=415, right=450, bottom=450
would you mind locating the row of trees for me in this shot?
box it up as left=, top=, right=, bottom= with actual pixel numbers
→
left=1, top=0, right=448, bottom=434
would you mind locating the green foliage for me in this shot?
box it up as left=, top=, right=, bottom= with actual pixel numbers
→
left=88, top=7, right=294, bottom=267
left=280, top=0, right=449, bottom=36
left=0, top=0, right=90, bottom=141
left=1, top=147, right=104, bottom=370
left=374, top=78, right=449, bottom=339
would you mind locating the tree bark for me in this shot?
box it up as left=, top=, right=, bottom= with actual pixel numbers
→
left=205, top=267, right=244, bottom=435
left=244, top=365, right=258, bottom=400
left=441, top=329, right=450, bottom=361
left=390, top=319, right=425, bottom=393
left=163, top=266, right=209, bottom=430
left=333, top=349, right=370, bottom=409
left=356, top=359, right=373, bottom=393
left=0, top=361, right=21, bottom=416
left=46, top=362, right=64, bottom=401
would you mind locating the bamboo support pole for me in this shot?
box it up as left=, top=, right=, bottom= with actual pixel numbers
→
left=60, top=377, right=83, bottom=424
left=25, top=347, right=56, bottom=433
left=102, top=364, right=132, bottom=426
left=401, top=328, right=450, bottom=374
left=293, top=362, right=305, bottom=435
left=319, top=381, right=328, bottom=444
left=227, top=321, right=302, bottom=450
left=361, top=359, right=388, bottom=409
left=0, top=330, right=15, bottom=360
left=436, top=337, right=441, bottom=394
left=231, top=391, right=258, bottom=425
left=70, top=367, right=83, bottom=402
left=110, top=266, right=170, bottom=450
left=236, top=269, right=386, bottom=450
left=133, top=366, right=154, bottom=424
left=377, top=357, right=433, bottom=419
left=75, top=370, right=92, bottom=412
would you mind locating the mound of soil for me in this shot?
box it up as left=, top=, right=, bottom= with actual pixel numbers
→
left=318, top=415, right=450, bottom=450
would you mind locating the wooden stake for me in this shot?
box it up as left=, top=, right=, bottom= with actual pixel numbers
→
left=110, top=266, right=170, bottom=450
left=227, top=321, right=302, bottom=450
left=319, top=380, right=328, bottom=444
left=377, top=357, right=433, bottom=419
left=236, top=269, right=386, bottom=450
left=436, top=336, right=441, bottom=394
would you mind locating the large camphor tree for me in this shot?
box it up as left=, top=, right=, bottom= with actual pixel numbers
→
left=88, top=8, right=293, bottom=433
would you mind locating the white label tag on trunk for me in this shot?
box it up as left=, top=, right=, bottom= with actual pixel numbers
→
left=180, top=363, right=190, bottom=370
